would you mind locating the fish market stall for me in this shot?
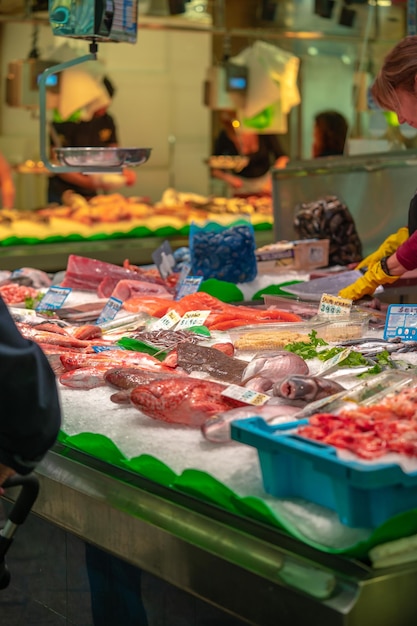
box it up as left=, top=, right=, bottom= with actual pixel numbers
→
left=0, top=191, right=274, bottom=271
left=5, top=268, right=417, bottom=626
left=271, top=150, right=417, bottom=259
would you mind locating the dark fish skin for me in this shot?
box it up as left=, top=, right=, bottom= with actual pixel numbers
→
left=176, top=342, right=247, bottom=384
left=104, top=367, right=178, bottom=390
left=274, top=375, right=345, bottom=402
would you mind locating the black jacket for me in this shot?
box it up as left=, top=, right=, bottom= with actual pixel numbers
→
left=0, top=297, right=61, bottom=474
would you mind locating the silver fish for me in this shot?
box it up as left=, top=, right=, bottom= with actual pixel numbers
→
left=274, top=375, right=345, bottom=402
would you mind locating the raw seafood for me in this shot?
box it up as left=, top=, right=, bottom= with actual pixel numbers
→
left=176, top=343, right=247, bottom=384
left=61, top=254, right=168, bottom=292
left=129, top=329, right=202, bottom=351
left=242, top=351, right=309, bottom=384
left=60, top=351, right=174, bottom=372
left=274, top=375, right=345, bottom=402
left=130, top=377, right=244, bottom=427
left=104, top=367, right=181, bottom=389
left=59, top=366, right=111, bottom=389
left=99, top=278, right=172, bottom=300
left=297, top=386, right=417, bottom=459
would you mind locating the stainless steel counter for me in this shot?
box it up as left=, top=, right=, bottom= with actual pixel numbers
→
left=7, top=442, right=417, bottom=626
left=271, top=150, right=417, bottom=259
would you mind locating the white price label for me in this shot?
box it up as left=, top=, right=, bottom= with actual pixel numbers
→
left=319, top=347, right=353, bottom=374
left=176, top=310, right=211, bottom=330
left=221, top=384, right=270, bottom=406
left=96, top=297, right=123, bottom=325
left=319, top=293, right=352, bottom=317
left=35, top=286, right=71, bottom=311
left=150, top=310, right=181, bottom=331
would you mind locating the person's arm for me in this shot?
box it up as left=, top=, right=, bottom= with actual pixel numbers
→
left=0, top=152, right=15, bottom=208
left=211, top=168, right=243, bottom=189
left=0, top=297, right=61, bottom=488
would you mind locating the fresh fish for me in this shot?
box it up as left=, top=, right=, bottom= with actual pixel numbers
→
left=274, top=375, right=345, bottom=402
left=110, top=390, right=131, bottom=404
left=241, top=351, right=309, bottom=385
left=130, top=329, right=202, bottom=351
left=104, top=367, right=180, bottom=389
left=130, top=377, right=244, bottom=427
left=60, top=351, right=174, bottom=372
left=243, top=376, right=276, bottom=394
left=72, top=324, right=103, bottom=340
left=176, top=342, right=247, bottom=384
left=59, top=366, right=110, bottom=389
left=202, top=401, right=303, bottom=444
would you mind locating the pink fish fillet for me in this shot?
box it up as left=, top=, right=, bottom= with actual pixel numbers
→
left=130, top=377, right=244, bottom=427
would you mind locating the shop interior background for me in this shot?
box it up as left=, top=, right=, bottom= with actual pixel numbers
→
left=0, top=0, right=411, bottom=210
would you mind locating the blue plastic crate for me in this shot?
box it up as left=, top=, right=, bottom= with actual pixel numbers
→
left=231, top=417, right=417, bottom=529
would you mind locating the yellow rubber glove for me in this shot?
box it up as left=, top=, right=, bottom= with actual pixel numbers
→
left=356, top=227, right=408, bottom=270
left=339, top=261, right=400, bottom=301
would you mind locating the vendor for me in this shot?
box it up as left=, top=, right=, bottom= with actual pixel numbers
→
left=312, top=110, right=348, bottom=158
left=48, top=76, right=136, bottom=205
left=0, top=151, right=15, bottom=209
left=211, top=111, right=288, bottom=195
left=339, top=35, right=417, bottom=301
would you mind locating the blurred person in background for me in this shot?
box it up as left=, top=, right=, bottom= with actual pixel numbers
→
left=47, top=76, right=136, bottom=205
left=211, top=111, right=288, bottom=195
left=0, top=151, right=15, bottom=209
left=312, top=110, right=349, bottom=158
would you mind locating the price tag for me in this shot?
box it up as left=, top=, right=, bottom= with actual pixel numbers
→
left=318, top=293, right=352, bottom=317
left=384, top=304, right=417, bottom=341
left=175, top=310, right=211, bottom=330
left=175, top=273, right=203, bottom=301
left=221, top=384, right=270, bottom=406
left=92, top=345, right=126, bottom=353
left=96, top=297, right=123, bottom=325
left=150, top=309, right=181, bottom=331
left=319, top=347, right=353, bottom=375
left=35, top=286, right=71, bottom=311
left=152, top=240, right=176, bottom=280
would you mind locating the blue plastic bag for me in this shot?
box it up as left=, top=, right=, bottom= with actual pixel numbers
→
left=189, top=221, right=258, bottom=284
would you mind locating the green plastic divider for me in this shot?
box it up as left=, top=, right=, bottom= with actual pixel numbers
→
left=57, top=430, right=417, bottom=560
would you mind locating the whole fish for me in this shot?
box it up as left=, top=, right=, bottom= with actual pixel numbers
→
left=241, top=351, right=309, bottom=385
left=176, top=342, right=247, bottom=384
left=104, top=367, right=180, bottom=389
left=274, top=375, right=345, bottom=402
left=60, top=351, right=174, bottom=372
left=110, top=390, right=131, bottom=404
left=201, top=401, right=304, bottom=444
left=130, top=377, right=244, bottom=427
left=59, top=366, right=110, bottom=389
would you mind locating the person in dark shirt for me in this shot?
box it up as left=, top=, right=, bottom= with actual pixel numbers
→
left=48, top=76, right=136, bottom=204
left=211, top=112, right=288, bottom=194
left=0, top=296, right=61, bottom=491
left=312, top=110, right=348, bottom=158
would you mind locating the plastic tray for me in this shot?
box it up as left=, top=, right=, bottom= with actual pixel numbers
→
left=228, top=320, right=327, bottom=352
left=55, top=147, right=152, bottom=168
left=231, top=372, right=417, bottom=528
